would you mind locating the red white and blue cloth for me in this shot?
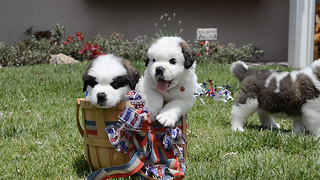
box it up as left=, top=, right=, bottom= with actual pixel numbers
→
left=194, top=79, right=234, bottom=104
left=86, top=90, right=186, bottom=180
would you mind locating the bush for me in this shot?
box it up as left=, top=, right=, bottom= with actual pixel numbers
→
left=48, top=25, right=149, bottom=62
left=91, top=33, right=149, bottom=61
left=0, top=25, right=150, bottom=67
left=0, top=37, right=52, bottom=67
left=193, top=40, right=264, bottom=63
left=0, top=24, right=263, bottom=67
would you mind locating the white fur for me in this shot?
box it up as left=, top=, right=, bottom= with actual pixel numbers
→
left=138, top=37, right=198, bottom=127
left=301, top=98, right=320, bottom=138
left=265, top=72, right=289, bottom=93
left=230, top=60, right=248, bottom=72
left=305, top=68, right=320, bottom=90
left=231, top=98, right=281, bottom=132
left=88, top=55, right=127, bottom=83
left=85, top=54, right=130, bottom=108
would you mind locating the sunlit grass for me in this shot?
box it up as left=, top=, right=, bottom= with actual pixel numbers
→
left=0, top=61, right=319, bottom=179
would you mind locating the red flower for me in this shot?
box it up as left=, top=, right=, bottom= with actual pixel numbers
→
left=84, top=43, right=92, bottom=47
left=200, top=41, right=205, bottom=46
left=67, top=36, right=74, bottom=42
left=94, top=50, right=100, bottom=55
left=50, top=41, right=54, bottom=45
left=79, top=43, right=105, bottom=59
left=76, top=32, right=84, bottom=41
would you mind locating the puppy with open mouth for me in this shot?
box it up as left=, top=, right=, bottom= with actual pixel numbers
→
left=230, top=60, right=320, bottom=138
left=82, top=54, right=140, bottom=108
left=138, top=36, right=198, bottom=127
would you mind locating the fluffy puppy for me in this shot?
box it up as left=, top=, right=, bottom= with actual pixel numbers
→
left=138, top=36, right=198, bottom=127
left=230, top=60, right=320, bottom=137
left=82, top=54, right=140, bottom=108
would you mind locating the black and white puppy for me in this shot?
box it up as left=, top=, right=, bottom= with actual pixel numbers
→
left=82, top=54, right=140, bottom=108
left=138, top=36, right=198, bottom=127
left=230, top=60, right=320, bottom=137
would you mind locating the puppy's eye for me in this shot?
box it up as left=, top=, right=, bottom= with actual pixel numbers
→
left=153, top=59, right=156, bottom=62
left=169, top=58, right=176, bottom=65
left=85, top=79, right=98, bottom=88
left=110, top=76, right=128, bottom=89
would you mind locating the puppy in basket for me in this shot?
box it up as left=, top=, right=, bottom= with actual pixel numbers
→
left=138, top=36, right=198, bottom=127
left=82, top=54, right=140, bottom=108
left=230, top=60, right=320, bottom=137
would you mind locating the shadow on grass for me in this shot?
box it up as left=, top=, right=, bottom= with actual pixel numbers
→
left=73, top=154, right=92, bottom=178
left=246, top=124, right=292, bottom=133
left=223, top=121, right=293, bottom=133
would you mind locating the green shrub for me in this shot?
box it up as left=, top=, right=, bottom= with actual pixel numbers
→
left=91, top=33, right=149, bottom=61
left=0, top=37, right=52, bottom=67
left=0, top=24, right=263, bottom=67
left=0, top=25, right=151, bottom=67
left=193, top=40, right=264, bottom=63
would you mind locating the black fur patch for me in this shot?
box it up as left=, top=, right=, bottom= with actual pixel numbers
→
left=110, top=76, right=129, bottom=89
left=82, top=75, right=98, bottom=92
left=145, top=58, right=150, bottom=67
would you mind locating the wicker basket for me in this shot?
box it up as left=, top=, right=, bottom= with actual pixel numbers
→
left=76, top=98, right=187, bottom=171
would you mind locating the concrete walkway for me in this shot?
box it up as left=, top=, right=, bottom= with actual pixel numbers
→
left=245, top=61, right=289, bottom=68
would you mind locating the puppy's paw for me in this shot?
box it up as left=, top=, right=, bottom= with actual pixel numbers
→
left=293, top=123, right=303, bottom=134
left=263, top=122, right=280, bottom=130
left=272, top=123, right=280, bottom=129
left=231, top=124, right=244, bottom=132
left=157, top=113, right=177, bottom=127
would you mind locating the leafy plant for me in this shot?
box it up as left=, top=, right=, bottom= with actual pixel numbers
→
left=193, top=40, right=264, bottom=63
left=0, top=25, right=150, bottom=66
left=24, top=26, right=52, bottom=40
left=0, top=36, right=52, bottom=67
left=0, top=23, right=263, bottom=67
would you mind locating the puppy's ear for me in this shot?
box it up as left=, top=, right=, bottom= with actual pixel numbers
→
left=82, top=61, right=95, bottom=92
left=180, top=42, right=195, bottom=69
left=82, top=72, right=89, bottom=92
left=82, top=74, right=97, bottom=92
left=145, top=58, right=150, bottom=67
left=122, top=59, right=140, bottom=90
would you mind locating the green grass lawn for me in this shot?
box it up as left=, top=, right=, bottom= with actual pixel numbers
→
left=1, top=61, right=320, bottom=179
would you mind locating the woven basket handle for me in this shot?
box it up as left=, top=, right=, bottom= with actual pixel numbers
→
left=76, top=99, right=84, bottom=137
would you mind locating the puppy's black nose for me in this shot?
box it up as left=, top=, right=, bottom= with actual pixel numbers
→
left=155, top=67, right=164, bottom=76
left=97, top=92, right=107, bottom=103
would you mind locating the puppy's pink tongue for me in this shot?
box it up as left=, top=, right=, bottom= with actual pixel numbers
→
left=157, top=79, right=169, bottom=93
